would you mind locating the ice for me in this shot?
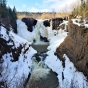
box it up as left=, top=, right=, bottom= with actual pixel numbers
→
left=16, top=19, right=52, bottom=44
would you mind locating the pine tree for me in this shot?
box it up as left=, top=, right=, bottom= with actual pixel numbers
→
left=2, top=0, right=6, bottom=5
left=12, top=6, right=17, bottom=22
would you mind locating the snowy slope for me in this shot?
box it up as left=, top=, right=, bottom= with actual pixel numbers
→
left=48, top=29, right=67, bottom=52
left=0, top=26, right=37, bottom=88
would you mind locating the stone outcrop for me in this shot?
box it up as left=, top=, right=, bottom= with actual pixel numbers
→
left=0, top=18, right=17, bottom=33
left=50, top=18, right=64, bottom=30
left=0, top=31, right=27, bottom=62
left=55, top=20, right=88, bottom=79
left=22, top=18, right=37, bottom=32
left=59, top=23, right=68, bottom=32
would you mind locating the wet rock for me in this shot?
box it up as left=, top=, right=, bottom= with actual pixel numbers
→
left=43, top=20, right=50, bottom=27
left=50, top=18, right=64, bottom=30
left=22, top=18, right=37, bottom=32
left=33, top=53, right=41, bottom=62
left=59, top=23, right=68, bottom=32
left=31, top=44, right=49, bottom=53
left=33, top=52, right=48, bottom=62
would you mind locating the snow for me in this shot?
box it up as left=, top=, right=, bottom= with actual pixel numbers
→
left=1, top=18, right=88, bottom=88
left=44, top=25, right=88, bottom=88
left=72, top=19, right=88, bottom=28
left=45, top=53, right=88, bottom=88
left=16, top=19, right=52, bottom=45
left=17, top=20, right=35, bottom=43
left=48, top=29, right=67, bottom=52
left=72, top=19, right=81, bottom=26
left=60, top=20, right=68, bottom=26
left=0, top=26, right=37, bottom=88
left=0, top=26, right=9, bottom=41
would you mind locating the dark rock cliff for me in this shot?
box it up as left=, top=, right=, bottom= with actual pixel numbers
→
left=0, top=18, right=17, bottom=33
left=55, top=20, right=88, bottom=79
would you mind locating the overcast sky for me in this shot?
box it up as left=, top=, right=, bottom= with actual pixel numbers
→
left=7, top=0, right=78, bottom=12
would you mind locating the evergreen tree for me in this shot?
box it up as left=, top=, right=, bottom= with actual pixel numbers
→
left=0, top=0, right=17, bottom=20
left=0, top=0, right=17, bottom=32
left=12, top=6, right=17, bottom=21
left=2, top=0, right=6, bottom=7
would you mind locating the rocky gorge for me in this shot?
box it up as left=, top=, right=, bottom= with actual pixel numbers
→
left=55, top=19, right=88, bottom=79
left=1, top=17, right=88, bottom=88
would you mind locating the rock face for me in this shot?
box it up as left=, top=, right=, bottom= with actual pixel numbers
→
left=22, top=18, right=37, bottom=32
left=50, top=18, right=64, bottom=30
left=0, top=18, right=17, bottom=33
left=43, top=20, right=50, bottom=27
left=55, top=20, right=88, bottom=79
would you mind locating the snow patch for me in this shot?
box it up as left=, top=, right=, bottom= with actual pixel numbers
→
left=72, top=19, right=88, bottom=28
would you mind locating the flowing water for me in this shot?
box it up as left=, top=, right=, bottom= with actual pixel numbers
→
left=32, top=43, right=49, bottom=52
left=25, top=43, right=59, bottom=88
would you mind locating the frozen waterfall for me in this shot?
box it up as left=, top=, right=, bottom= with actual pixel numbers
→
left=17, top=19, right=52, bottom=44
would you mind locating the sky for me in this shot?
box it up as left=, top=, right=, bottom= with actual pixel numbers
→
left=7, top=0, right=78, bottom=12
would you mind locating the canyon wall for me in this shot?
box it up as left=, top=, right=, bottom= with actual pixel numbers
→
left=55, top=20, right=88, bottom=79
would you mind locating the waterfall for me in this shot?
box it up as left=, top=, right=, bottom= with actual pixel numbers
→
left=17, top=19, right=52, bottom=44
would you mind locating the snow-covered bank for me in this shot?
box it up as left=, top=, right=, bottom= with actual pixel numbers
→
left=45, top=28, right=88, bottom=88
left=0, top=26, right=37, bottom=88
left=72, top=19, right=88, bottom=28
left=48, top=29, right=67, bottom=52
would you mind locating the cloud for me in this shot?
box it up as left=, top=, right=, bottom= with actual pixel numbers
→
left=15, top=0, right=79, bottom=12
left=28, top=7, right=49, bottom=12
left=43, top=0, right=78, bottom=12
left=22, top=4, right=27, bottom=8
left=28, top=0, right=78, bottom=13
left=43, top=0, right=58, bottom=3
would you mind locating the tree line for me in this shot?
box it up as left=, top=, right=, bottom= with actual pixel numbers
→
left=71, top=0, right=88, bottom=18
left=0, top=0, right=17, bottom=22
